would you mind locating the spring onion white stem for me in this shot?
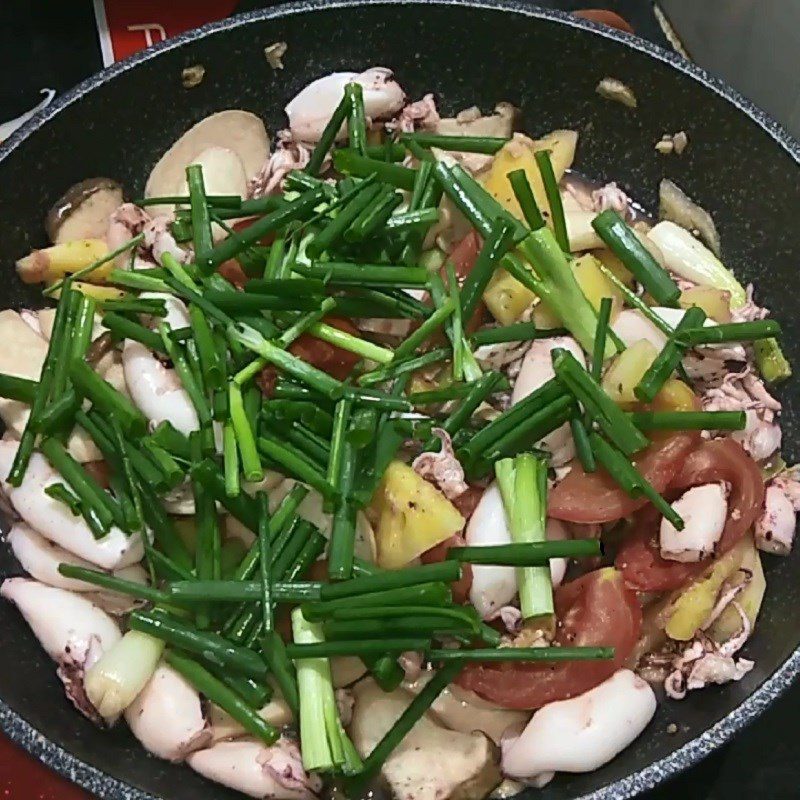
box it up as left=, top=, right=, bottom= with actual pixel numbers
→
left=495, top=454, right=553, bottom=622
left=291, top=607, right=362, bottom=774
left=84, top=630, right=164, bottom=720
left=647, top=221, right=746, bottom=308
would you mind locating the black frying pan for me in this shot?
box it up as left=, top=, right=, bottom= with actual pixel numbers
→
left=1, top=2, right=798, bottom=798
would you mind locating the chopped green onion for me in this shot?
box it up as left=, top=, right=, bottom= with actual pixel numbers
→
left=351, top=661, right=462, bottom=788
left=570, top=417, right=596, bottom=473
left=629, top=410, right=746, bottom=431
left=592, top=209, right=680, bottom=306
left=401, top=132, right=508, bottom=154
left=458, top=377, right=566, bottom=465
left=306, top=92, right=351, bottom=176
left=229, top=382, right=263, bottom=482
left=230, top=324, right=343, bottom=398
left=306, top=180, right=381, bottom=259
left=205, top=188, right=325, bottom=269
left=553, top=348, right=649, bottom=456
left=755, top=337, right=792, bottom=384
left=189, top=305, right=224, bottom=389
left=594, top=260, right=675, bottom=337
left=308, top=320, right=394, bottom=364
left=470, top=323, right=568, bottom=347
left=287, top=639, right=430, bottom=659
left=589, top=432, right=683, bottom=528
left=319, top=562, right=460, bottom=601
left=678, top=319, right=781, bottom=346
left=460, top=218, right=517, bottom=322
left=165, top=650, right=278, bottom=744
left=44, top=482, right=82, bottom=515
left=301, top=582, right=451, bottom=621
left=634, top=306, right=706, bottom=403
left=292, top=608, right=362, bottom=774
left=508, top=169, right=544, bottom=230
left=592, top=296, right=614, bottom=381
left=393, top=299, right=455, bottom=363
left=428, top=646, right=615, bottom=662
left=58, top=564, right=172, bottom=604
left=534, top=150, right=569, bottom=252
left=223, top=421, right=240, bottom=497
left=258, top=435, right=336, bottom=499
left=344, top=186, right=403, bottom=243
left=102, top=312, right=166, bottom=353
left=333, top=150, right=417, bottom=191
left=448, top=539, right=601, bottom=565
left=297, top=261, right=430, bottom=288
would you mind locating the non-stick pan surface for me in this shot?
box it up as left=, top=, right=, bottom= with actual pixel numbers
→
left=0, top=2, right=798, bottom=798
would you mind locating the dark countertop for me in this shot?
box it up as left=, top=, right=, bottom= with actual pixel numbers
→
left=0, top=1, right=796, bottom=798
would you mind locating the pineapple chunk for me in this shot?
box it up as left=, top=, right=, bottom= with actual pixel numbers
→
left=602, top=339, right=658, bottom=404
left=481, top=130, right=577, bottom=222
left=47, top=280, right=126, bottom=301
left=532, top=300, right=562, bottom=330
left=16, top=238, right=110, bottom=285
left=572, top=253, right=623, bottom=316
left=481, top=130, right=577, bottom=326
left=665, top=538, right=749, bottom=641
left=370, top=461, right=465, bottom=569
left=484, top=269, right=536, bottom=326
left=593, top=248, right=635, bottom=287
left=651, top=379, right=698, bottom=412
left=679, top=286, right=733, bottom=323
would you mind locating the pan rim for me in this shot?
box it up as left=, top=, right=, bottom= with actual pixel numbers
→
left=0, top=2, right=798, bottom=799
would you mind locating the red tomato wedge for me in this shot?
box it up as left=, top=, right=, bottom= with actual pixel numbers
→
left=442, top=231, right=485, bottom=333
left=616, top=439, right=765, bottom=591
left=457, top=568, right=641, bottom=709
left=549, top=432, right=700, bottom=524
left=421, top=533, right=473, bottom=604
left=257, top=316, right=361, bottom=396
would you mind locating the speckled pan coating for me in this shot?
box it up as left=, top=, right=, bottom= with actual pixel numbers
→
left=0, top=2, right=798, bottom=799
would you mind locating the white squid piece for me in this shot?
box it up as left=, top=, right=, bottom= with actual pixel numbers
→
left=755, top=484, right=797, bottom=555
left=660, top=483, right=728, bottom=563
left=0, top=577, right=120, bottom=661
left=0, top=440, right=143, bottom=570
left=501, top=670, right=657, bottom=786
left=7, top=522, right=146, bottom=592
left=285, top=67, right=405, bottom=142
left=611, top=309, right=668, bottom=352
left=467, top=483, right=569, bottom=619
left=0, top=578, right=121, bottom=725
left=187, top=737, right=320, bottom=799
left=124, top=663, right=210, bottom=762
left=511, top=336, right=585, bottom=466
left=122, top=293, right=199, bottom=436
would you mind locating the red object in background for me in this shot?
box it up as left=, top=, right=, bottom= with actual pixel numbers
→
left=573, top=8, right=635, bottom=33
left=0, top=736, right=87, bottom=800
left=94, top=0, right=239, bottom=64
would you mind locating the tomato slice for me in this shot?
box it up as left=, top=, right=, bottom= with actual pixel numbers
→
left=257, top=316, right=361, bottom=396
left=616, top=439, right=765, bottom=591
left=420, top=533, right=473, bottom=605
left=441, top=231, right=485, bottom=333
left=457, top=568, right=641, bottom=709
left=549, top=432, right=700, bottom=524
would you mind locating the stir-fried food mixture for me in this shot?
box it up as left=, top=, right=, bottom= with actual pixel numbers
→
left=1, top=66, right=796, bottom=798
